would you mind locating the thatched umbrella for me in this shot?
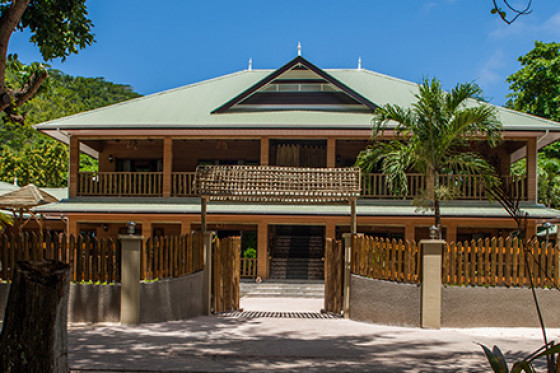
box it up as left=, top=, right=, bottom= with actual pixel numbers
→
left=0, top=184, right=59, bottom=233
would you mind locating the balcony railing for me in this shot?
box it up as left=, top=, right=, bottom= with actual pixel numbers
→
left=78, top=172, right=163, bottom=196
left=77, top=171, right=528, bottom=201
left=361, top=173, right=527, bottom=201
left=171, top=172, right=196, bottom=196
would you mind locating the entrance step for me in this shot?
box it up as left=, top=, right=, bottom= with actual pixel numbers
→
left=240, top=280, right=324, bottom=298
left=270, top=258, right=324, bottom=280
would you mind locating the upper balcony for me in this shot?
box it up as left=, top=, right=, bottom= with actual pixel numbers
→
left=76, top=170, right=528, bottom=201
left=69, top=137, right=536, bottom=203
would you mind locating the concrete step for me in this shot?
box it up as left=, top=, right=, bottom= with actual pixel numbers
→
left=241, top=280, right=325, bottom=298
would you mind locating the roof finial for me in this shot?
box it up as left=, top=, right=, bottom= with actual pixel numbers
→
left=298, top=42, right=302, bottom=56
left=248, top=57, right=252, bottom=71
left=358, top=57, right=362, bottom=70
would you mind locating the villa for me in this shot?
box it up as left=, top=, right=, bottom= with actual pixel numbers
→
left=32, top=55, right=560, bottom=280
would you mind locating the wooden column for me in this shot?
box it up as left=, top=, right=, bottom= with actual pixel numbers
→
left=350, top=199, right=357, bottom=234
left=257, top=222, right=268, bottom=278
left=260, top=137, right=269, bottom=166
left=141, top=220, right=152, bottom=241
left=405, top=223, right=415, bottom=242
left=67, top=217, right=78, bottom=237
left=162, top=137, right=173, bottom=197
left=326, top=137, right=336, bottom=168
left=325, top=222, right=336, bottom=241
left=445, top=222, right=457, bottom=243
left=526, top=219, right=537, bottom=241
left=68, top=136, right=80, bottom=198
left=181, top=221, right=192, bottom=235
left=526, top=138, right=538, bottom=203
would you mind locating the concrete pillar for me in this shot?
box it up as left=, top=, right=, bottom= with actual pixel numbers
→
left=68, top=136, right=80, bottom=198
left=526, top=138, right=538, bottom=203
left=260, top=137, right=269, bottom=166
left=257, top=222, right=268, bottom=278
left=342, top=233, right=353, bottom=318
left=162, top=137, right=173, bottom=197
left=420, top=239, right=444, bottom=329
left=326, top=137, right=336, bottom=168
left=119, top=234, right=144, bottom=324
left=203, top=231, right=214, bottom=315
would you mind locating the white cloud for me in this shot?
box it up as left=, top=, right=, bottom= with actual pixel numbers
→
left=489, top=11, right=560, bottom=40
left=477, top=49, right=506, bottom=88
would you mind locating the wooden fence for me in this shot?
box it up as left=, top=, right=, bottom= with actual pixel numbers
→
left=0, top=232, right=120, bottom=283
left=213, top=236, right=241, bottom=313
left=240, top=257, right=257, bottom=278
left=351, top=235, right=559, bottom=288
left=324, top=238, right=344, bottom=314
left=351, top=235, right=421, bottom=284
left=443, top=237, right=559, bottom=287
left=143, top=232, right=204, bottom=281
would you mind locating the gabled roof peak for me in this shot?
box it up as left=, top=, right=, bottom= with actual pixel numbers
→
left=212, top=56, right=378, bottom=114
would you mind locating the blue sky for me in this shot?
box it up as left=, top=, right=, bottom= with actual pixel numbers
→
left=8, top=1, right=560, bottom=107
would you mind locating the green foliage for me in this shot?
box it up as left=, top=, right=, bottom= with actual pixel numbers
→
left=2, top=0, right=95, bottom=62
left=356, top=77, right=502, bottom=228
left=506, top=41, right=560, bottom=123
left=0, top=60, right=140, bottom=187
left=510, top=156, right=560, bottom=208
left=243, top=248, right=257, bottom=259
left=482, top=343, right=560, bottom=373
left=0, top=211, right=13, bottom=229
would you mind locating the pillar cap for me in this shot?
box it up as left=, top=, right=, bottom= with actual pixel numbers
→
left=420, top=239, right=446, bottom=244
left=118, top=234, right=144, bottom=240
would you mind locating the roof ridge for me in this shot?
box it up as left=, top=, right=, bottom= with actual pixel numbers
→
left=33, top=70, right=258, bottom=128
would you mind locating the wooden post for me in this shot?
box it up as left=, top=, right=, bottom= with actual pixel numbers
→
left=260, top=137, right=269, bottom=166
left=325, top=222, right=336, bottom=241
left=203, top=231, right=214, bottom=315
left=0, top=261, right=71, bottom=372
left=181, top=221, right=192, bottom=235
left=326, top=137, right=336, bottom=168
left=446, top=223, right=457, bottom=243
left=257, top=222, right=268, bottom=278
left=405, top=223, right=415, bottom=242
left=68, top=136, right=80, bottom=198
left=350, top=198, right=357, bottom=234
left=526, top=138, right=537, bottom=203
left=342, top=233, right=353, bottom=318
left=67, top=217, right=78, bottom=237
left=162, top=137, right=173, bottom=197
left=119, top=234, right=143, bottom=324
left=420, top=239, right=444, bottom=329
left=201, top=198, right=207, bottom=233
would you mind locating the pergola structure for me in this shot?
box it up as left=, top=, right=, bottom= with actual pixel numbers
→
left=195, top=165, right=361, bottom=232
left=0, top=184, right=59, bottom=233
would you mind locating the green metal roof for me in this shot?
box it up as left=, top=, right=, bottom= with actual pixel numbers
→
left=33, top=66, right=560, bottom=132
left=33, top=198, right=560, bottom=220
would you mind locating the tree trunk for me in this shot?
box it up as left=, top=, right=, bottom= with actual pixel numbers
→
left=0, top=260, right=71, bottom=373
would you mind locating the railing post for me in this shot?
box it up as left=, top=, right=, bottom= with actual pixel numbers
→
left=342, top=233, right=353, bottom=318
left=203, top=231, right=215, bottom=316
left=420, top=239, right=444, bottom=329
left=119, top=233, right=144, bottom=324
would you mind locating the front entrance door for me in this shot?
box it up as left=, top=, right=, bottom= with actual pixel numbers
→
left=269, top=225, right=325, bottom=280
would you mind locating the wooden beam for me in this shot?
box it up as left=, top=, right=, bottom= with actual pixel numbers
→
left=260, top=137, right=269, bottom=166
left=326, top=137, right=336, bottom=168
left=526, top=138, right=538, bottom=203
left=257, top=222, right=268, bottom=278
left=68, top=136, right=80, bottom=198
left=162, top=137, right=173, bottom=197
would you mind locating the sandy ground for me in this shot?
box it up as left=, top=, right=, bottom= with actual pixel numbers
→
left=68, top=297, right=559, bottom=372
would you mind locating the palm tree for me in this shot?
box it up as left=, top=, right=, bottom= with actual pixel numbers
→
left=356, top=78, right=503, bottom=238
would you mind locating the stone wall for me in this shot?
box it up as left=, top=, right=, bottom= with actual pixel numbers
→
left=350, top=275, right=421, bottom=327
left=442, top=286, right=560, bottom=328
left=0, top=271, right=204, bottom=324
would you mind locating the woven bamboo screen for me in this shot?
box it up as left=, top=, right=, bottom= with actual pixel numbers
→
left=195, top=165, right=361, bottom=203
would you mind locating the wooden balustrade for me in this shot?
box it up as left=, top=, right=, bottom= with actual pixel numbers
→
left=171, top=172, right=197, bottom=196
left=78, top=172, right=163, bottom=196
left=76, top=171, right=527, bottom=201
left=361, top=173, right=424, bottom=199
left=361, top=173, right=527, bottom=201
left=240, top=257, right=257, bottom=278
